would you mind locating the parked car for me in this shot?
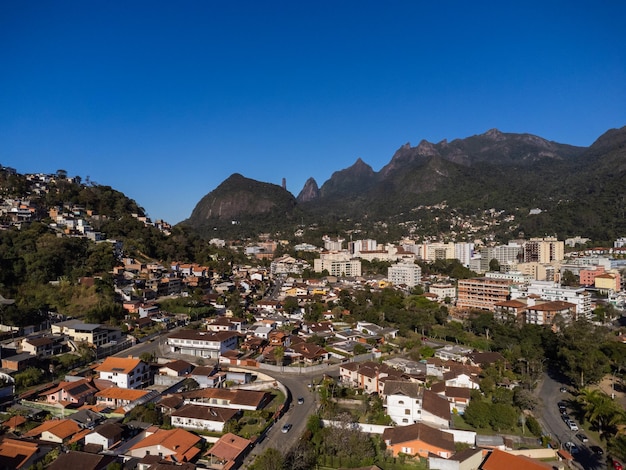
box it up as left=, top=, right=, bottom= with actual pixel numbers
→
left=564, top=442, right=579, bottom=454
left=590, top=445, right=604, bottom=455
left=560, top=387, right=568, bottom=393
left=575, top=433, right=589, bottom=443
left=561, top=414, right=571, bottom=422
left=613, top=460, right=623, bottom=470
left=297, top=397, right=304, bottom=405
left=281, top=423, right=292, bottom=433
left=567, top=421, right=579, bottom=431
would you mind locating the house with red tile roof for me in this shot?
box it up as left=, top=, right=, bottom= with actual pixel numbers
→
left=0, top=437, right=50, bottom=469
left=480, top=448, right=554, bottom=469
left=24, top=418, right=82, bottom=443
left=95, top=387, right=152, bottom=409
left=205, top=432, right=251, bottom=469
left=128, top=428, right=202, bottom=462
left=95, top=356, right=150, bottom=389
left=382, top=422, right=455, bottom=458
left=40, top=378, right=97, bottom=406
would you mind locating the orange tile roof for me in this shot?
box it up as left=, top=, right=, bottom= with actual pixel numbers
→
left=95, top=356, right=143, bottom=374
left=207, top=432, right=251, bottom=461
left=95, top=387, right=150, bottom=401
left=2, top=415, right=27, bottom=429
left=0, top=437, right=40, bottom=469
left=481, top=449, right=554, bottom=470
left=130, top=428, right=201, bottom=462
left=24, top=419, right=81, bottom=440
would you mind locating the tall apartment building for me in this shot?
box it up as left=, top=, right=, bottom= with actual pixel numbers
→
left=388, top=263, right=422, bottom=288
left=350, top=239, right=378, bottom=255
left=454, top=243, right=475, bottom=267
left=314, top=251, right=362, bottom=277
left=322, top=235, right=345, bottom=251
left=456, top=277, right=514, bottom=311
left=523, top=237, right=564, bottom=264
left=419, top=242, right=456, bottom=262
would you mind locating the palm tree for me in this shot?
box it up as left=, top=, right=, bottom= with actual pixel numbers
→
left=577, top=388, right=625, bottom=439
left=273, top=346, right=285, bottom=367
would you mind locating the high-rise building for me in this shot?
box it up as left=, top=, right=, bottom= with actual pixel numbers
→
left=388, top=263, right=422, bottom=288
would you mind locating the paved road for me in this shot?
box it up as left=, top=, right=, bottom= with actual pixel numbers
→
left=243, top=365, right=340, bottom=465
left=536, top=369, right=607, bottom=470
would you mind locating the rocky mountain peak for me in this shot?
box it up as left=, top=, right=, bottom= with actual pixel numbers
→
left=296, top=177, right=320, bottom=203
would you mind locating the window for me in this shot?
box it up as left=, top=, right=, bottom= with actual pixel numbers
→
left=398, top=400, right=404, bottom=405
left=405, top=409, right=411, bottom=415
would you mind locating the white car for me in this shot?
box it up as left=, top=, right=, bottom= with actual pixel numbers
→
left=567, top=420, right=579, bottom=431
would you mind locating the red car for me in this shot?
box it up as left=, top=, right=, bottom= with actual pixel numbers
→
left=613, top=460, right=623, bottom=470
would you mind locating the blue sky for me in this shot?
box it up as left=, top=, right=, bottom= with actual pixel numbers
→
left=1, top=1, right=625, bottom=224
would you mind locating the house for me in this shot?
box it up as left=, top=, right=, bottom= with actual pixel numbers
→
left=52, top=320, right=122, bottom=348
left=205, top=432, right=251, bottom=469
left=167, top=330, right=239, bottom=358
left=480, top=448, right=555, bottom=469
left=41, top=378, right=97, bottom=406
left=95, top=387, right=152, bottom=409
left=170, top=404, right=240, bottom=432
left=467, top=351, right=505, bottom=368
left=95, top=357, right=150, bottom=389
left=159, top=360, right=194, bottom=377
left=382, top=422, right=455, bottom=458
left=46, top=450, right=118, bottom=470
left=429, top=447, right=484, bottom=470
left=421, top=390, right=452, bottom=428
left=189, top=365, right=225, bottom=388
left=181, top=388, right=270, bottom=411
left=383, top=380, right=423, bottom=425
left=24, top=418, right=82, bottom=443
left=20, top=336, right=64, bottom=357
left=127, top=427, right=202, bottom=462
left=339, top=361, right=403, bottom=394
left=84, top=423, right=124, bottom=451
left=0, top=437, right=50, bottom=470
left=1, top=353, right=35, bottom=372
left=290, top=341, right=329, bottom=364
left=430, top=382, right=472, bottom=414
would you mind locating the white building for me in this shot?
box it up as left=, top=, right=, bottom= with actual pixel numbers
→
left=429, top=284, right=456, bottom=302
left=167, top=330, right=239, bottom=358
left=313, top=252, right=362, bottom=277
left=517, top=281, right=592, bottom=318
left=388, top=262, right=422, bottom=288
left=94, top=357, right=150, bottom=389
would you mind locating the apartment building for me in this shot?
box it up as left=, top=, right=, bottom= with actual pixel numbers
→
left=166, top=330, right=239, bottom=358
left=456, top=277, right=514, bottom=311
left=388, top=262, right=422, bottom=287
left=95, top=357, right=150, bottom=389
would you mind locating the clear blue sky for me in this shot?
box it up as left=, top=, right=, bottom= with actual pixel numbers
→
left=1, top=1, right=625, bottom=224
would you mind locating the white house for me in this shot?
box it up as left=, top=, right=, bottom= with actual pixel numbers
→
left=95, top=357, right=150, bottom=389
left=84, top=423, right=124, bottom=450
left=170, top=404, right=240, bottom=432
left=167, top=330, right=239, bottom=358
left=384, top=380, right=423, bottom=425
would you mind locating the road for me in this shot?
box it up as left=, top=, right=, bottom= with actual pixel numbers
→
left=243, top=365, right=340, bottom=464
left=536, top=369, right=607, bottom=470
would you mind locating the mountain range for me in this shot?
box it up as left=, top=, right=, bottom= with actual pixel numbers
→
left=183, top=126, right=626, bottom=241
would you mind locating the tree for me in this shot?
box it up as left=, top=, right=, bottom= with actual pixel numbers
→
left=273, top=346, right=285, bottom=367
left=558, top=319, right=610, bottom=388
left=577, top=388, right=624, bottom=438
left=489, top=258, right=501, bottom=272
left=250, top=448, right=284, bottom=470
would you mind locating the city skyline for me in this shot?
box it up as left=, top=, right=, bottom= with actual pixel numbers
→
left=1, top=1, right=625, bottom=224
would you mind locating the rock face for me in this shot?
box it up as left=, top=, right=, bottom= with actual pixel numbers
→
left=186, top=173, right=297, bottom=224
left=296, top=177, right=320, bottom=203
